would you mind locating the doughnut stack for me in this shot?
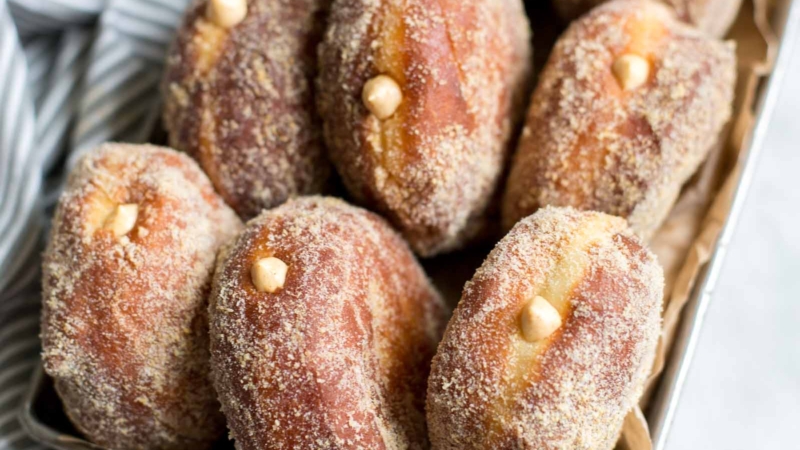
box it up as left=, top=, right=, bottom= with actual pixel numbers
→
left=41, top=0, right=738, bottom=448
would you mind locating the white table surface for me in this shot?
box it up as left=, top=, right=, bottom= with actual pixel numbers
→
left=666, top=36, right=800, bottom=449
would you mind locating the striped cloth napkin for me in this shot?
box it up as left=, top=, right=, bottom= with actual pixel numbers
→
left=0, top=1, right=191, bottom=448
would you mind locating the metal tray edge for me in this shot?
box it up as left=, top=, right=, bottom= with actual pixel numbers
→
left=18, top=366, right=104, bottom=450
left=648, top=1, right=800, bottom=447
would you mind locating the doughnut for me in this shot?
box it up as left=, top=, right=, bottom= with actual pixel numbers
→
left=208, top=196, right=446, bottom=449
left=316, top=0, right=532, bottom=256
left=162, top=0, right=331, bottom=219
left=41, top=143, right=242, bottom=449
left=551, top=0, right=743, bottom=37
left=427, top=206, right=663, bottom=449
left=502, top=0, right=736, bottom=240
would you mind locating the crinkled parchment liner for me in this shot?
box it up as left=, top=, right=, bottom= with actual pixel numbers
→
left=618, top=0, right=777, bottom=448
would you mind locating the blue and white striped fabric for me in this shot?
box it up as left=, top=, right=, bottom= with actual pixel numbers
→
left=0, top=1, right=190, bottom=448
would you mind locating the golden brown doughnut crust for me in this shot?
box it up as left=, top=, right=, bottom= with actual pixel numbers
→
left=209, top=196, right=446, bottom=449
left=427, top=206, right=663, bottom=449
left=502, top=0, right=736, bottom=240
left=162, top=0, right=331, bottom=219
left=41, top=143, right=243, bottom=449
left=316, top=0, right=532, bottom=256
left=552, top=0, right=743, bottom=37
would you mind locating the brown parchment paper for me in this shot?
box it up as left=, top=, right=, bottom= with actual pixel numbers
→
left=617, top=0, right=778, bottom=448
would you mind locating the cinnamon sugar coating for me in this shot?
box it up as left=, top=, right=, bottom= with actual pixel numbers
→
left=209, top=196, right=446, bottom=449
left=316, top=0, right=532, bottom=257
left=41, top=143, right=242, bottom=449
left=552, top=0, right=743, bottom=37
left=503, top=0, right=736, bottom=240
left=163, top=0, right=331, bottom=219
left=427, top=206, right=663, bottom=449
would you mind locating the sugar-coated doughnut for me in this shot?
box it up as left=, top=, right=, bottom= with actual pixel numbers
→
left=502, top=0, right=736, bottom=240
left=163, top=0, right=331, bottom=218
left=41, top=143, right=242, bottom=449
left=209, top=196, right=446, bottom=449
left=317, top=0, right=532, bottom=256
left=552, top=0, right=743, bottom=37
left=427, top=206, right=663, bottom=449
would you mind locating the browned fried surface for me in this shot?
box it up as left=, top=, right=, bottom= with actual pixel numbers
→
left=317, top=0, right=532, bottom=256
left=41, top=143, right=242, bottom=449
left=209, top=196, right=446, bottom=449
left=551, top=0, right=743, bottom=36
left=163, top=0, right=331, bottom=219
left=427, top=206, right=663, bottom=449
left=503, top=0, right=736, bottom=240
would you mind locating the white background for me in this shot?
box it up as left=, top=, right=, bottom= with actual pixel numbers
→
left=667, top=34, right=800, bottom=449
